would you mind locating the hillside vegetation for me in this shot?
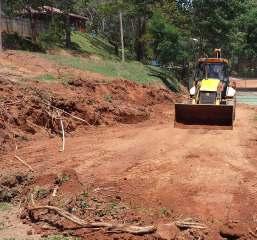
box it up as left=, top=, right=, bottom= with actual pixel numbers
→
left=3, top=0, right=257, bottom=79
left=38, top=32, right=180, bottom=90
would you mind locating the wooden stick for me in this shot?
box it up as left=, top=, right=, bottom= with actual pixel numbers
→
left=29, top=205, right=156, bottom=235
left=52, top=186, right=59, bottom=197
left=175, top=220, right=207, bottom=229
left=14, top=155, right=34, bottom=172
left=42, top=101, right=91, bottom=125
left=249, top=228, right=257, bottom=238
left=59, top=118, right=65, bottom=152
left=31, top=193, right=35, bottom=206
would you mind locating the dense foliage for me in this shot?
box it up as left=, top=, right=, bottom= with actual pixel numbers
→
left=3, top=0, right=257, bottom=78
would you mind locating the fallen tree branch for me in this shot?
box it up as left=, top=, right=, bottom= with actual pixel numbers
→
left=249, top=228, right=257, bottom=238
left=14, top=155, right=34, bottom=172
left=175, top=219, right=207, bottom=229
left=42, top=101, right=91, bottom=125
left=29, top=205, right=156, bottom=235
left=14, top=145, right=34, bottom=172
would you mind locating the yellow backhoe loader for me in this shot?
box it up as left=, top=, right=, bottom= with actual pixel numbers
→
left=175, top=49, right=236, bottom=129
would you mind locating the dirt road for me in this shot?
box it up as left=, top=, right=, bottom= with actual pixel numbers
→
left=2, top=104, right=257, bottom=236
left=1, top=51, right=257, bottom=239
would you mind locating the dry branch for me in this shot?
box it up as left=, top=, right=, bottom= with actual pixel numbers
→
left=14, top=144, right=34, bottom=172
left=175, top=220, right=207, bottom=229
left=29, top=205, right=156, bottom=235
left=52, top=186, right=59, bottom=197
left=59, top=117, right=65, bottom=152
left=42, top=101, right=91, bottom=125
left=249, top=228, right=257, bottom=238
left=30, top=193, right=35, bottom=206
left=14, top=155, right=34, bottom=172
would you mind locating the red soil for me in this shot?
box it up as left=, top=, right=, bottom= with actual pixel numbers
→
left=0, top=51, right=257, bottom=240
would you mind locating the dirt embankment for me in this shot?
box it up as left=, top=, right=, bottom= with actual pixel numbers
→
left=0, top=73, right=176, bottom=154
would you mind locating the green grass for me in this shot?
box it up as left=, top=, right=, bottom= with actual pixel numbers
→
left=0, top=202, right=12, bottom=212
left=55, top=173, right=70, bottom=185
left=69, top=32, right=178, bottom=85
left=43, top=54, right=162, bottom=84
left=33, top=31, right=179, bottom=87
left=160, top=207, right=172, bottom=217
left=72, top=32, right=117, bottom=60
left=104, top=94, right=113, bottom=103
left=36, top=74, right=56, bottom=82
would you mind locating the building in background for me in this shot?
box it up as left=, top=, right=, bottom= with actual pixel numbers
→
left=1, top=6, right=88, bottom=40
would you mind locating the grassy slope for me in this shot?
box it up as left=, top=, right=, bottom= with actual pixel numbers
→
left=71, top=32, right=118, bottom=60
left=42, top=32, right=165, bottom=85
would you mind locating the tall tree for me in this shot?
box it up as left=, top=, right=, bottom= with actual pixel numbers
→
left=191, top=0, right=245, bottom=56
left=119, top=11, right=125, bottom=62
left=55, top=0, right=76, bottom=48
left=0, top=0, right=2, bottom=51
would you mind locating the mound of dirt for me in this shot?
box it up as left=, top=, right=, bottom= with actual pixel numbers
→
left=0, top=170, right=212, bottom=240
left=0, top=169, right=154, bottom=239
left=0, top=75, right=176, bottom=153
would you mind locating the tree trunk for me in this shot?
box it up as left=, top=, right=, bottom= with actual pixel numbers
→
left=65, top=14, right=71, bottom=48
left=109, top=39, right=119, bottom=56
left=135, top=16, right=146, bottom=61
left=102, top=18, right=105, bottom=32
left=114, top=43, right=119, bottom=56
left=0, top=0, right=2, bottom=52
left=119, top=11, right=125, bottom=62
left=28, top=9, right=37, bottom=43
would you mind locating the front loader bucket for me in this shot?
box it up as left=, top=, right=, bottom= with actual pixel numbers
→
left=175, top=103, right=234, bottom=129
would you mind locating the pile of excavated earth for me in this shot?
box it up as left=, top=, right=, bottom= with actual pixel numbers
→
left=0, top=51, right=179, bottom=154
left=0, top=76, right=175, bottom=153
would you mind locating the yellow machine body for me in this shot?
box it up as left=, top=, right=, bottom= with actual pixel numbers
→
left=174, top=49, right=236, bottom=129
left=200, top=79, right=220, bottom=91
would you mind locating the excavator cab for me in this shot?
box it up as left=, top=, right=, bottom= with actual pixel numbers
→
left=195, top=61, right=229, bottom=83
left=175, top=49, right=236, bottom=129
left=194, top=57, right=230, bottom=102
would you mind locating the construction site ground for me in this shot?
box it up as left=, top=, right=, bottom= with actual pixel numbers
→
left=0, top=51, right=257, bottom=240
